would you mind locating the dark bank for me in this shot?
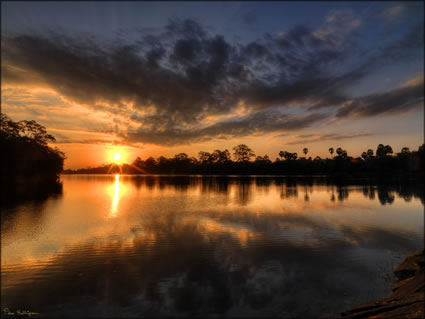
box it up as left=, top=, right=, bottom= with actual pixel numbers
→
left=342, top=249, right=424, bottom=319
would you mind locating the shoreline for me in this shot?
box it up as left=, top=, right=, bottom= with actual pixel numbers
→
left=59, top=172, right=425, bottom=181
left=341, top=249, right=424, bottom=318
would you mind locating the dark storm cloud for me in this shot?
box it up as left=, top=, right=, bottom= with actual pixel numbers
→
left=336, top=78, right=424, bottom=118
left=2, top=18, right=423, bottom=145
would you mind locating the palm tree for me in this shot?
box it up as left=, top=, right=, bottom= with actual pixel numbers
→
left=303, top=148, right=308, bottom=157
left=376, top=144, right=385, bottom=158
left=377, top=144, right=393, bottom=158
left=361, top=152, right=367, bottom=160
left=329, top=147, right=334, bottom=158
left=336, top=147, right=343, bottom=156
left=384, top=145, right=393, bottom=156
left=367, top=149, right=374, bottom=158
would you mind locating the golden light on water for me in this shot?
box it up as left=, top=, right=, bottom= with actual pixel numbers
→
left=2, top=177, right=424, bottom=269
left=109, top=174, right=120, bottom=218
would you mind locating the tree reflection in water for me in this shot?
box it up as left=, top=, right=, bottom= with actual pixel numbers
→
left=1, top=175, right=423, bottom=318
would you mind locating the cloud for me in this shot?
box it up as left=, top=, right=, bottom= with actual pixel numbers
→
left=380, top=4, right=404, bottom=18
left=286, top=133, right=373, bottom=145
left=47, top=127, right=123, bottom=146
left=336, top=77, right=424, bottom=118
left=1, top=88, right=68, bottom=114
left=54, top=138, right=112, bottom=145
left=126, top=111, right=328, bottom=146
left=2, top=17, right=423, bottom=146
left=401, top=74, right=424, bottom=88
left=312, top=9, right=362, bottom=48
left=378, top=2, right=422, bottom=19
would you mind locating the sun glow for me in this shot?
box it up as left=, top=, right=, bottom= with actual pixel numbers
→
left=105, top=146, right=131, bottom=166
left=113, top=153, right=121, bottom=162
left=108, top=148, right=126, bottom=164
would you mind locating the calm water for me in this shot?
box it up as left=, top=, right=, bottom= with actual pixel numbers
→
left=1, top=175, right=424, bottom=318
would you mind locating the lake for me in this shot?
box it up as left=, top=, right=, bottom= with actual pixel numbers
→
left=1, top=175, right=424, bottom=318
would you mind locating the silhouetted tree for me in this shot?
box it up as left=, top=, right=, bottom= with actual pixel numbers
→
left=145, top=157, right=157, bottom=171
left=133, top=156, right=143, bottom=167
left=303, top=148, right=308, bottom=157
left=212, top=149, right=231, bottom=163
left=0, top=114, right=20, bottom=137
left=233, top=144, right=255, bottom=162
left=198, top=151, right=211, bottom=163
left=1, top=114, right=57, bottom=146
left=158, top=156, right=168, bottom=165
left=384, top=145, right=393, bottom=156
left=376, top=144, right=385, bottom=157
left=174, top=153, right=189, bottom=161
left=62, top=142, right=424, bottom=176
left=329, top=147, right=334, bottom=158
left=1, top=114, right=66, bottom=201
left=19, top=120, right=56, bottom=146
left=376, top=144, right=393, bottom=158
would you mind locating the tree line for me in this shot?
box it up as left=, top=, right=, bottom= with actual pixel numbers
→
left=2, top=114, right=422, bottom=177
left=64, top=143, right=424, bottom=176
left=1, top=114, right=67, bottom=203
left=1, top=114, right=66, bottom=181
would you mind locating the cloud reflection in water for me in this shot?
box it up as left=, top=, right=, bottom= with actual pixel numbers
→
left=1, top=176, right=423, bottom=317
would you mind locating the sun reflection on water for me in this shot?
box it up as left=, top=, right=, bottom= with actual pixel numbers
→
left=109, top=174, right=120, bottom=218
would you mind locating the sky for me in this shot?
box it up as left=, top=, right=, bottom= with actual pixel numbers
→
left=1, top=1, right=424, bottom=169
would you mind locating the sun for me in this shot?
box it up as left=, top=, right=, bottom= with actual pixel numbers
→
left=113, top=153, right=121, bottom=163
left=107, top=147, right=127, bottom=165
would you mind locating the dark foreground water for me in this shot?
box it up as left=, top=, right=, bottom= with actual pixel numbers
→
left=1, top=175, right=424, bottom=318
